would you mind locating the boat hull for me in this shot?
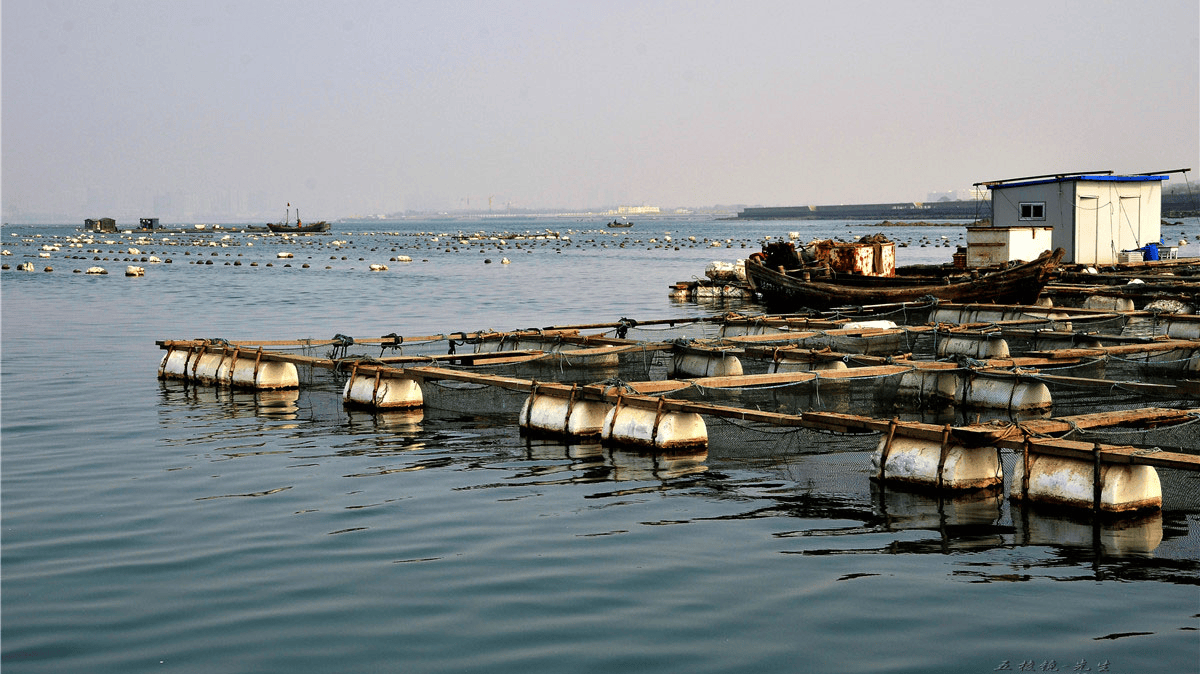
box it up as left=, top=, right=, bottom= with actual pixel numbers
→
left=268, top=222, right=330, bottom=233
left=746, top=248, right=1064, bottom=310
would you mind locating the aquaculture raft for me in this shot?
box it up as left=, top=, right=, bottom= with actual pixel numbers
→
left=157, top=309, right=1200, bottom=515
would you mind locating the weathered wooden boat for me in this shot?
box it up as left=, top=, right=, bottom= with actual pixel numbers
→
left=268, top=204, right=330, bottom=233
left=746, top=246, right=1065, bottom=309
left=268, top=220, right=330, bottom=233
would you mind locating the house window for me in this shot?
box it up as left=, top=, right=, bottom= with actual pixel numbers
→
left=1019, top=202, right=1045, bottom=220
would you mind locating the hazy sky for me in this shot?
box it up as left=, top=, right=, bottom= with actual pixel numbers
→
left=3, top=0, right=1198, bottom=220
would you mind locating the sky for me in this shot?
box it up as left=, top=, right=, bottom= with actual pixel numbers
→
left=3, top=0, right=1198, bottom=221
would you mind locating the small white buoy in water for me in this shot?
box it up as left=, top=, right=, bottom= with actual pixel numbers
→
left=125, top=266, right=145, bottom=276
left=368, top=264, right=388, bottom=271
left=85, top=266, right=107, bottom=274
left=277, top=252, right=293, bottom=258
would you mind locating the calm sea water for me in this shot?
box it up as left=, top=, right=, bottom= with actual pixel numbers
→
left=3, top=216, right=1198, bottom=674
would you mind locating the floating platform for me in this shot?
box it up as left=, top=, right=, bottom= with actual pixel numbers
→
left=157, top=307, right=1200, bottom=516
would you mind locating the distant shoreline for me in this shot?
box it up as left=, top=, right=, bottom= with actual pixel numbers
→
left=737, top=192, right=1200, bottom=220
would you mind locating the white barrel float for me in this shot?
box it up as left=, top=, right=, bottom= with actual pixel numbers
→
left=1164, top=317, right=1200, bottom=339
left=1010, top=454, right=1161, bottom=513
left=343, top=369, right=423, bottom=409
left=602, top=398, right=707, bottom=450
left=191, top=352, right=227, bottom=383
left=1030, top=335, right=1103, bottom=351
left=957, top=375, right=1051, bottom=412
left=895, top=369, right=956, bottom=406
left=519, top=387, right=611, bottom=439
left=719, top=323, right=788, bottom=338
left=841, top=320, right=898, bottom=331
left=668, top=350, right=742, bottom=378
left=1082, top=296, right=1135, bottom=312
left=771, top=358, right=848, bottom=373
left=872, top=433, right=1002, bottom=491
left=158, top=346, right=299, bottom=390
left=936, top=334, right=1010, bottom=359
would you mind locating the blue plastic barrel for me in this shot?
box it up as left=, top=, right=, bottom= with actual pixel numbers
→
left=1142, top=243, right=1159, bottom=261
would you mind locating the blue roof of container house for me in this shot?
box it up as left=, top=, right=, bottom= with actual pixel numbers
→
left=984, top=173, right=1168, bottom=191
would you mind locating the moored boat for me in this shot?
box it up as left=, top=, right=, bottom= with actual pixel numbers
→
left=745, top=244, right=1065, bottom=309
left=268, top=204, right=330, bottom=233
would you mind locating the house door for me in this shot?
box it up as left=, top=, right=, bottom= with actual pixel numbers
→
left=1119, top=196, right=1141, bottom=253
left=1078, top=196, right=1098, bottom=263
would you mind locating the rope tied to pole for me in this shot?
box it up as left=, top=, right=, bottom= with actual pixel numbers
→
left=380, top=333, right=403, bottom=357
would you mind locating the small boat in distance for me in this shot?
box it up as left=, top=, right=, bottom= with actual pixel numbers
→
left=268, top=204, right=330, bottom=233
left=607, top=220, right=633, bottom=228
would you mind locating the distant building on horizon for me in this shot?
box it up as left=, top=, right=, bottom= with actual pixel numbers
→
left=614, top=205, right=661, bottom=215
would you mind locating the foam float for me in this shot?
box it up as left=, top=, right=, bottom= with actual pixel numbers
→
left=1010, top=451, right=1161, bottom=513
left=872, top=426, right=1002, bottom=491
left=668, top=348, right=742, bottom=378
left=159, top=345, right=299, bottom=390
left=342, top=368, right=422, bottom=408
left=602, top=396, right=708, bottom=450
left=519, top=385, right=611, bottom=439
left=936, top=334, right=1010, bottom=359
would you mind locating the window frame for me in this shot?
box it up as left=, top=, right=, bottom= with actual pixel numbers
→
left=1018, top=202, right=1046, bottom=221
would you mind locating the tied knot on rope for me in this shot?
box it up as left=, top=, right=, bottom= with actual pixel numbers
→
left=330, top=333, right=355, bottom=360
left=380, top=332, right=403, bottom=357
left=596, top=377, right=636, bottom=395
left=954, top=355, right=989, bottom=370
left=615, top=317, right=638, bottom=339
left=446, top=331, right=470, bottom=355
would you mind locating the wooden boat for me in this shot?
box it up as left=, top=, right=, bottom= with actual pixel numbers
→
left=268, top=220, right=330, bottom=233
left=607, top=220, right=633, bottom=228
left=745, top=247, right=1065, bottom=309
left=268, top=204, right=330, bottom=233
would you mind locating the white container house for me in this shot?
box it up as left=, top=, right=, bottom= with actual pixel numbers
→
left=971, top=172, right=1167, bottom=265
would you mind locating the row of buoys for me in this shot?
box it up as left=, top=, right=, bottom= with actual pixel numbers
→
left=519, top=389, right=708, bottom=451
left=158, top=346, right=299, bottom=389
left=871, top=431, right=1161, bottom=513
left=161, top=343, right=1170, bottom=513
left=896, top=368, right=1052, bottom=412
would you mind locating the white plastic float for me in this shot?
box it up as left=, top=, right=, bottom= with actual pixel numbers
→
left=872, top=432, right=1002, bottom=491
left=518, top=386, right=611, bottom=439
left=958, top=374, right=1051, bottom=412
left=896, top=369, right=957, bottom=405
left=1010, top=453, right=1161, bottom=513
left=342, top=369, right=422, bottom=408
left=1082, top=296, right=1135, bottom=312
left=668, top=349, right=742, bottom=378
left=771, top=357, right=848, bottom=373
left=158, top=346, right=299, bottom=390
left=936, top=334, right=1010, bottom=359
left=896, top=368, right=1051, bottom=412
left=602, top=397, right=708, bottom=450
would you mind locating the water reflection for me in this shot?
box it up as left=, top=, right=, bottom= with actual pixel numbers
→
left=158, top=380, right=300, bottom=419
left=519, top=438, right=709, bottom=483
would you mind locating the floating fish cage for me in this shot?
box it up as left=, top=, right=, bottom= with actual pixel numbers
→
left=157, top=305, right=1200, bottom=524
